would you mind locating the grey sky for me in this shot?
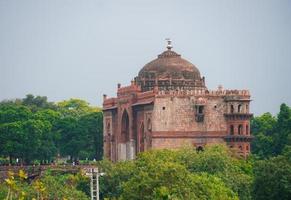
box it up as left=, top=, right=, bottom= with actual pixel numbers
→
left=0, top=0, right=290, bottom=116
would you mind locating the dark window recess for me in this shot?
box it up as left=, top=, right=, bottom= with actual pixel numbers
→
left=195, top=105, right=204, bottom=122
left=196, top=146, right=204, bottom=152
left=162, top=107, right=166, bottom=110
left=230, top=125, right=234, bottom=135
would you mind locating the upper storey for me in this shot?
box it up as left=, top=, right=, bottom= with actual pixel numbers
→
left=135, top=40, right=206, bottom=92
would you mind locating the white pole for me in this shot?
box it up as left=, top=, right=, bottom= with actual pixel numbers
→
left=96, top=168, right=99, bottom=200
left=90, top=168, right=94, bottom=200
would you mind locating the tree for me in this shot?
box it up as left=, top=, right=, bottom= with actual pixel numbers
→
left=99, top=146, right=252, bottom=200
left=56, top=99, right=103, bottom=160
left=273, top=103, right=291, bottom=155
left=78, top=112, right=103, bottom=160
left=0, top=101, right=59, bottom=164
left=22, top=94, right=57, bottom=111
left=0, top=104, right=32, bottom=124
left=251, top=113, right=276, bottom=158
left=253, top=152, right=291, bottom=200
left=251, top=104, right=291, bottom=158
left=121, top=158, right=238, bottom=200
left=57, top=98, right=100, bottom=117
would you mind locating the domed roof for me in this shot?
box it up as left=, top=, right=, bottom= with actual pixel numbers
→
left=135, top=40, right=206, bottom=92
left=138, top=49, right=201, bottom=80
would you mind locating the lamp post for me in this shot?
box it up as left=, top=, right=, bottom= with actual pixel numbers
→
left=86, top=168, right=105, bottom=200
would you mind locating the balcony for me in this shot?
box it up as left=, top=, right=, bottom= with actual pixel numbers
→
left=224, top=113, right=253, bottom=120
left=224, top=135, right=254, bottom=142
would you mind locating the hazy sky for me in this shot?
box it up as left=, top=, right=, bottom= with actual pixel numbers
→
left=0, top=0, right=290, bottom=116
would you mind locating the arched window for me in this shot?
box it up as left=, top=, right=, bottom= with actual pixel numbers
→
left=246, top=125, right=249, bottom=135
left=230, top=125, right=234, bottom=135
left=238, top=104, right=242, bottom=113
left=246, top=145, right=249, bottom=151
left=230, top=105, right=234, bottom=113
left=239, top=145, right=243, bottom=151
left=238, top=125, right=243, bottom=135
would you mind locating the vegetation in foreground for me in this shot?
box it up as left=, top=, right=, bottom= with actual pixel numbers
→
left=98, top=145, right=290, bottom=200
left=0, top=170, right=89, bottom=200
left=2, top=145, right=289, bottom=200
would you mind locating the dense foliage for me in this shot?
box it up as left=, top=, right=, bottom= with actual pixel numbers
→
left=98, top=146, right=252, bottom=200
left=0, top=94, right=103, bottom=164
left=0, top=170, right=89, bottom=199
left=251, top=103, right=291, bottom=158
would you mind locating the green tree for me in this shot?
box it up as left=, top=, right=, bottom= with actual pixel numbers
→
left=251, top=113, right=276, bottom=158
left=175, top=146, right=253, bottom=200
left=253, top=152, right=291, bottom=200
left=251, top=104, right=291, bottom=158
left=0, top=104, right=32, bottom=124
left=0, top=121, right=25, bottom=163
left=0, top=101, right=59, bottom=164
left=273, top=103, right=291, bottom=155
left=57, top=98, right=100, bottom=117
left=121, top=159, right=238, bottom=200
left=56, top=99, right=103, bottom=161
left=99, top=146, right=251, bottom=200
left=22, top=94, right=57, bottom=111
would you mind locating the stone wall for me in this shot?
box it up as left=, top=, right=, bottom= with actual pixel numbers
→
left=152, top=95, right=227, bottom=133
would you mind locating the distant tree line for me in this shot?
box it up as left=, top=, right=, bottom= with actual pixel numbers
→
left=0, top=94, right=103, bottom=165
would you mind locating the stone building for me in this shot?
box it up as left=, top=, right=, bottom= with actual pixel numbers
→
left=103, top=41, right=253, bottom=161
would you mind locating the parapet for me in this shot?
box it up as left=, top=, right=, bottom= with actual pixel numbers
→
left=156, top=88, right=250, bottom=98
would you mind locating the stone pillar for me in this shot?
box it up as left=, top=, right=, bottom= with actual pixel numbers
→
left=118, top=143, right=127, bottom=161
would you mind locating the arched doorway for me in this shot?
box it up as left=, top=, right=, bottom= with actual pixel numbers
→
left=119, top=110, right=136, bottom=160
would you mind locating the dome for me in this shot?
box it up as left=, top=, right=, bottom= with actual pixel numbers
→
left=138, top=49, right=201, bottom=80
left=135, top=41, right=206, bottom=92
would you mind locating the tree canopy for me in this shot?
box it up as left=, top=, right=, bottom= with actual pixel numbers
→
left=0, top=94, right=103, bottom=164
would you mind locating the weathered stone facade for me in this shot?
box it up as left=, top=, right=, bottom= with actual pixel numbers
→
left=103, top=42, right=253, bottom=161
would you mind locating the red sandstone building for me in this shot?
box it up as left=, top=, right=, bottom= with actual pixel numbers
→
left=103, top=41, right=253, bottom=161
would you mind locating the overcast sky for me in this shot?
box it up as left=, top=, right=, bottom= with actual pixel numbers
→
left=0, top=0, right=290, bottom=116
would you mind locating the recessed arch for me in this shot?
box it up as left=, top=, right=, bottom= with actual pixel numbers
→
left=121, top=110, right=130, bottom=142
left=147, top=118, right=152, bottom=131
left=140, top=122, right=145, bottom=152
left=238, top=124, right=243, bottom=135
left=230, top=125, right=234, bottom=135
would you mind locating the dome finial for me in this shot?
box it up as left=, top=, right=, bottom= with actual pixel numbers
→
left=165, top=38, right=172, bottom=50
